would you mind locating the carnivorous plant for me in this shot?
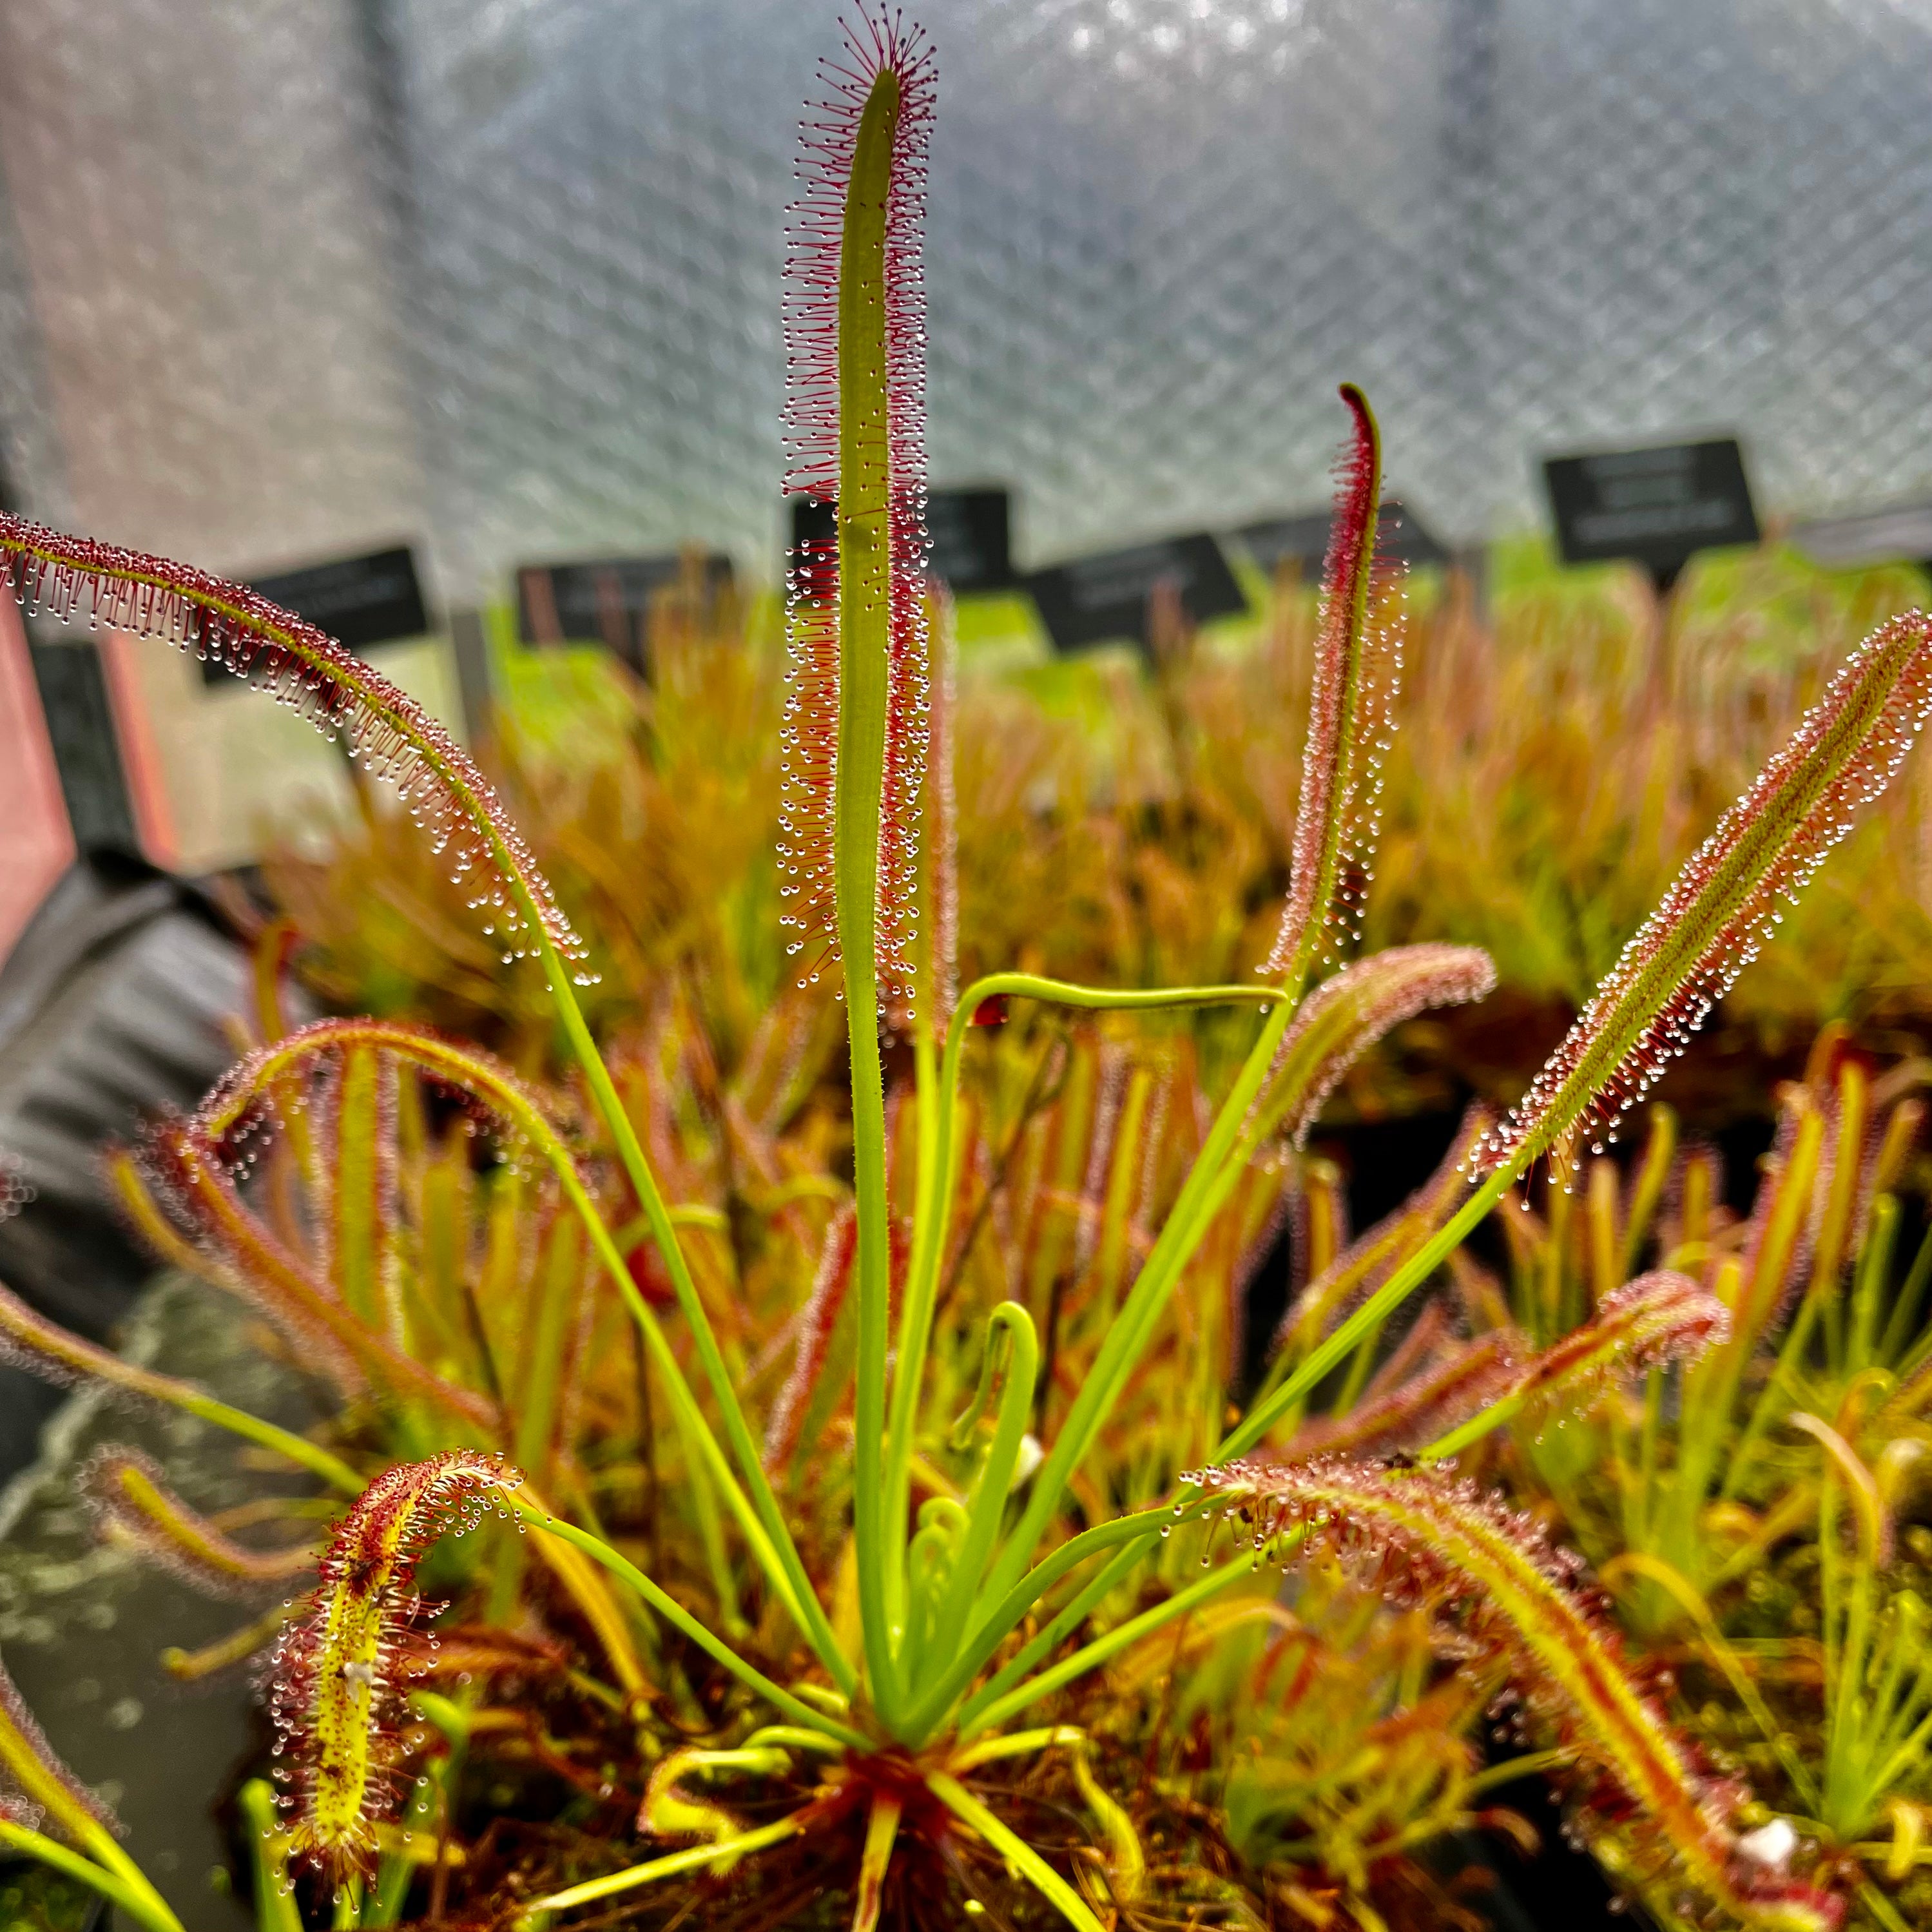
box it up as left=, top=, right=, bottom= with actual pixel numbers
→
left=3, top=12, right=1932, bottom=1929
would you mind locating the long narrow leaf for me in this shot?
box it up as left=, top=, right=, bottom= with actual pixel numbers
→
left=1472, top=612, right=1932, bottom=1183
left=79, top=1447, right=318, bottom=1596
left=1265, top=384, right=1405, bottom=1000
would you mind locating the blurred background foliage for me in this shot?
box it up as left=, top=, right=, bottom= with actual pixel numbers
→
left=267, top=546, right=1932, bottom=1143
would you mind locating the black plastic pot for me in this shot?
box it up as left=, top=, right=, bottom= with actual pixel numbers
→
left=0, top=853, right=267, bottom=1479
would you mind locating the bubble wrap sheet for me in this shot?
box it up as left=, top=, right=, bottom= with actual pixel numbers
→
left=0, top=0, right=1928, bottom=597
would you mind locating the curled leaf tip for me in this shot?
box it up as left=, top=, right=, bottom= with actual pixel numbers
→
left=271, top=1451, right=519, bottom=1875
left=1264, top=943, right=1496, bottom=1146
left=0, top=513, right=588, bottom=971
left=1472, top=610, right=1932, bottom=1184
left=196, top=1015, right=557, bottom=1155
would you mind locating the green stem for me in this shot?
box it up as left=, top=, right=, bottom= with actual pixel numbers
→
left=675, top=1391, right=749, bottom=1640
left=1422, top=1400, right=1519, bottom=1463
left=239, top=1778, right=303, bottom=1932
left=901, top=1505, right=1207, bottom=1743
left=503, top=1490, right=867, bottom=1750
left=452, top=989, right=824, bottom=1661
left=1333, top=1322, right=1380, bottom=1416
left=959, top=1554, right=1253, bottom=1741
left=951, top=1538, right=1152, bottom=1739
left=77, top=1825, right=184, bottom=1932
left=884, top=1028, right=942, bottom=1648
left=538, top=938, right=849, bottom=1692
left=539, top=1077, right=815, bottom=1655
left=171, top=1387, right=362, bottom=1497
left=1218, top=1167, right=1515, bottom=1462
left=846, top=972, right=896, bottom=1721
left=935, top=976, right=1287, bottom=1614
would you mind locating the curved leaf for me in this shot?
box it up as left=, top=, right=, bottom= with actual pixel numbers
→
left=1473, top=611, right=1932, bottom=1183
left=1186, top=1457, right=1842, bottom=1930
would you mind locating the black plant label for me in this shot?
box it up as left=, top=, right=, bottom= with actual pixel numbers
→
left=1026, top=532, right=1248, bottom=655
left=204, top=546, right=430, bottom=684
left=516, top=554, right=735, bottom=675
left=787, top=487, right=1016, bottom=597
left=1543, top=440, right=1759, bottom=577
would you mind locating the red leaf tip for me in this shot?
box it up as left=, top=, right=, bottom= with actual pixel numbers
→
left=1266, top=385, right=1405, bottom=984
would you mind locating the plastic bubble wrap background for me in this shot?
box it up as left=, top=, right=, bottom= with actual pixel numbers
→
left=0, top=0, right=1927, bottom=600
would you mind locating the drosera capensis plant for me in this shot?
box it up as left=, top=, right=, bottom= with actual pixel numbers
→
left=3, top=8, right=1932, bottom=1927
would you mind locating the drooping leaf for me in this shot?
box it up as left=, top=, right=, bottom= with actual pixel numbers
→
left=1256, top=943, right=1496, bottom=1148
left=270, top=1451, right=519, bottom=1875
left=0, top=515, right=588, bottom=974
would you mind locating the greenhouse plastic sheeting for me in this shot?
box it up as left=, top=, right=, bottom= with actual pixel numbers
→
left=0, top=0, right=1928, bottom=597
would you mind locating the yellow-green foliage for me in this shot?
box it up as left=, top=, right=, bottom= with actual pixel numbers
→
left=270, top=541, right=1932, bottom=1106
left=1489, top=1040, right=1932, bottom=1928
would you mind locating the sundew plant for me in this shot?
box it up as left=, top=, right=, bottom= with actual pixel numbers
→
left=3, top=12, right=1932, bottom=1929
